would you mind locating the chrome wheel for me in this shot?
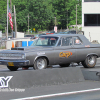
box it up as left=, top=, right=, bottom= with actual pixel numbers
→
left=37, top=58, right=45, bottom=69
left=34, top=57, right=47, bottom=70
left=87, top=56, right=95, bottom=65
left=81, top=56, right=97, bottom=68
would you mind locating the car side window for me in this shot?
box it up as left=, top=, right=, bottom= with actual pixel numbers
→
left=73, top=37, right=82, bottom=45
left=62, top=37, right=72, bottom=46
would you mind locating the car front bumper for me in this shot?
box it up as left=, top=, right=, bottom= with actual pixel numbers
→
left=0, top=59, right=30, bottom=67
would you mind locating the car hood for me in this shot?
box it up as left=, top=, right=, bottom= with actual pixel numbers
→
left=0, top=46, right=53, bottom=54
left=11, top=46, right=53, bottom=51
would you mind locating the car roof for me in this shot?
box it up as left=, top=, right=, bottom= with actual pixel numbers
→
left=40, top=34, right=83, bottom=38
left=39, top=34, right=91, bottom=44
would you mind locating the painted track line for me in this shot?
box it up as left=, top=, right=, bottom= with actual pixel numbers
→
left=12, top=88, right=100, bottom=100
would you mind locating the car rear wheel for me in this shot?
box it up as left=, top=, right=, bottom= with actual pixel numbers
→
left=7, top=66, right=18, bottom=71
left=59, top=63, right=70, bottom=67
left=34, top=57, right=47, bottom=69
left=81, top=55, right=97, bottom=68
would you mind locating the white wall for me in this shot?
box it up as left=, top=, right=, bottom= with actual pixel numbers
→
left=17, top=32, right=24, bottom=38
left=82, top=1, right=100, bottom=43
left=82, top=27, right=100, bottom=43
left=82, top=2, right=100, bottom=14
left=6, top=38, right=33, bottom=50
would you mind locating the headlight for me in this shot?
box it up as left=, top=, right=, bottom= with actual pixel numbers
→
left=22, top=54, right=25, bottom=59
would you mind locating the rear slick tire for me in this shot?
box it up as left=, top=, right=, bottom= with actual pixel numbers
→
left=7, top=66, right=18, bottom=71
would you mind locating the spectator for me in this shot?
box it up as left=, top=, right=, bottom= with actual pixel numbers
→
left=75, top=39, right=81, bottom=45
left=76, top=39, right=80, bottom=44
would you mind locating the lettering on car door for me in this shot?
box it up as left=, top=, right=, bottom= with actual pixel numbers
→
left=55, top=36, right=76, bottom=64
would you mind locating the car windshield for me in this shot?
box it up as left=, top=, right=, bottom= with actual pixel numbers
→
left=31, top=37, right=58, bottom=46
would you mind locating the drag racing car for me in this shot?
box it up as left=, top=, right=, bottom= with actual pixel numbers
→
left=0, top=34, right=100, bottom=71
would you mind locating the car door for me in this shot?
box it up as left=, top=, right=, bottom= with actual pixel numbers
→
left=73, top=36, right=89, bottom=62
left=54, top=36, right=76, bottom=64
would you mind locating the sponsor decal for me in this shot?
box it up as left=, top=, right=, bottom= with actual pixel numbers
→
left=59, top=51, right=72, bottom=58
left=0, top=76, right=13, bottom=88
left=0, top=88, right=25, bottom=92
left=37, top=52, right=45, bottom=55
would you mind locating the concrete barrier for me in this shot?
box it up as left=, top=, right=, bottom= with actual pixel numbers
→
left=82, top=68, right=100, bottom=81
left=0, top=67, right=84, bottom=88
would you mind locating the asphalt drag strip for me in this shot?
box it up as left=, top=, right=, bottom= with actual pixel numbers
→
left=0, top=58, right=100, bottom=100
left=12, top=88, right=100, bottom=100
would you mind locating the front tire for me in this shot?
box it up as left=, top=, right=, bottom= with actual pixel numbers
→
left=7, top=66, right=18, bottom=71
left=81, top=56, right=97, bottom=68
left=34, top=57, right=47, bottom=70
left=59, top=63, right=70, bottom=67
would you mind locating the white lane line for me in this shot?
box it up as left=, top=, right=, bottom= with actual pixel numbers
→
left=12, top=88, right=100, bottom=100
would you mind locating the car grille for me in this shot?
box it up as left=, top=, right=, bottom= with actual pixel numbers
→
left=0, top=53, right=23, bottom=59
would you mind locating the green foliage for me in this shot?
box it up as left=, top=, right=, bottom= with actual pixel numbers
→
left=0, top=0, right=7, bottom=32
left=69, top=26, right=73, bottom=30
left=79, top=27, right=82, bottom=30
left=0, top=0, right=82, bottom=32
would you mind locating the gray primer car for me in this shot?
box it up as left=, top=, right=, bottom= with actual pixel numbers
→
left=0, top=34, right=100, bottom=71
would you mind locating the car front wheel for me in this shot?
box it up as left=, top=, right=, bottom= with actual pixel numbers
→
left=81, top=56, right=97, bottom=68
left=34, top=57, right=47, bottom=70
left=7, top=66, right=18, bottom=71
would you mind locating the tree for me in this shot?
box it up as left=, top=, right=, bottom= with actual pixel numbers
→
left=0, top=0, right=7, bottom=32
left=0, top=0, right=82, bottom=32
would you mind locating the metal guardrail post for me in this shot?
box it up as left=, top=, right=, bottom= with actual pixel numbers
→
left=96, top=72, right=100, bottom=76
